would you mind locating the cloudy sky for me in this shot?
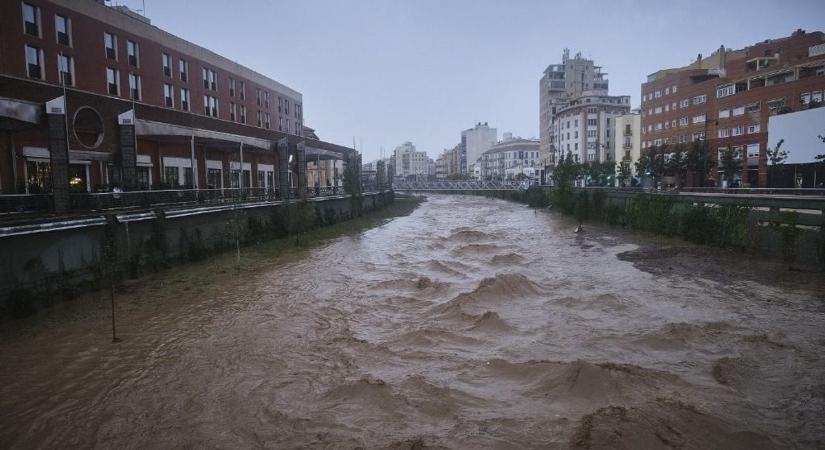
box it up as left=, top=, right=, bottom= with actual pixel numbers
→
left=130, top=0, right=823, bottom=162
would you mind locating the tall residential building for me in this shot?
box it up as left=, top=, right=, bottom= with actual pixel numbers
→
left=640, top=29, right=825, bottom=187
left=393, top=141, right=429, bottom=179
left=461, top=122, right=497, bottom=173
left=540, top=50, right=611, bottom=163
left=540, top=50, right=629, bottom=168
left=613, top=112, right=641, bottom=185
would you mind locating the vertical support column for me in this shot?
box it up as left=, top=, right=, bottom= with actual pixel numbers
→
left=296, top=141, right=307, bottom=200
left=46, top=96, right=69, bottom=213
left=117, top=109, right=136, bottom=190
left=239, top=142, right=244, bottom=191
left=190, top=134, right=198, bottom=189
left=278, top=137, right=290, bottom=202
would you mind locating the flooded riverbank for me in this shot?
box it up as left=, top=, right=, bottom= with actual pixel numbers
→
left=1, top=194, right=823, bottom=449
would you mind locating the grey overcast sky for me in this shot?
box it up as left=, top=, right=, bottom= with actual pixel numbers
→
left=126, top=0, right=823, bottom=162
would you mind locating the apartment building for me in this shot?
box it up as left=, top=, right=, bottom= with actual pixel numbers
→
left=480, top=137, right=541, bottom=181
left=393, top=141, right=429, bottom=179
left=553, top=93, right=630, bottom=164
left=461, top=122, right=497, bottom=173
left=612, top=112, right=641, bottom=185
left=0, top=0, right=354, bottom=211
left=640, top=29, right=825, bottom=187
left=540, top=50, right=630, bottom=176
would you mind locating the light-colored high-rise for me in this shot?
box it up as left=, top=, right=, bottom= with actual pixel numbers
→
left=461, top=122, right=497, bottom=173
left=540, top=50, right=628, bottom=168
left=393, top=142, right=429, bottom=179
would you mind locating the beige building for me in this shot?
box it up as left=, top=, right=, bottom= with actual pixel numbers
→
left=613, top=112, right=641, bottom=186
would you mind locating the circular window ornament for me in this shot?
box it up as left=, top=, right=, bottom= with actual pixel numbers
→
left=72, top=106, right=104, bottom=149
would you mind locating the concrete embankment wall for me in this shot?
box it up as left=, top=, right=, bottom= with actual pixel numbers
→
left=543, top=188, right=825, bottom=267
left=0, top=192, right=394, bottom=314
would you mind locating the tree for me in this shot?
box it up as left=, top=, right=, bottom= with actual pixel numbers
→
left=719, top=146, right=742, bottom=186
left=766, top=139, right=788, bottom=166
left=616, top=160, right=632, bottom=187
left=342, top=162, right=361, bottom=196
left=666, top=143, right=689, bottom=187
left=552, top=151, right=579, bottom=188
left=686, top=139, right=708, bottom=187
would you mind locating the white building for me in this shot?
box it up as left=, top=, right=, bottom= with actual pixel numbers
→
left=480, top=137, right=542, bottom=181
left=540, top=50, right=631, bottom=174
left=393, top=141, right=429, bottom=179
left=553, top=92, right=630, bottom=164
left=461, top=122, right=497, bottom=174
left=613, top=112, right=641, bottom=185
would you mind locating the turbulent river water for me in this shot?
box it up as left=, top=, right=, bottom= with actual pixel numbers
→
left=1, top=194, right=825, bottom=449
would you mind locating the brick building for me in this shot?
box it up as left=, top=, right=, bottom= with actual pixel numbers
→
left=0, top=0, right=356, bottom=212
left=640, top=29, right=825, bottom=187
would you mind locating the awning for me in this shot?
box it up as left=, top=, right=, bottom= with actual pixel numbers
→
left=134, top=118, right=275, bottom=151
left=0, top=96, right=41, bottom=124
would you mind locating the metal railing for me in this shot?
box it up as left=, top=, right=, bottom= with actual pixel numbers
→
left=0, top=185, right=361, bottom=216
left=393, top=180, right=528, bottom=191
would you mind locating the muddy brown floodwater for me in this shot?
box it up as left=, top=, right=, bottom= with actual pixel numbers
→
left=2, top=194, right=825, bottom=449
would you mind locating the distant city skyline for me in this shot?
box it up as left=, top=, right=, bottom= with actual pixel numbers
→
left=127, top=0, right=824, bottom=162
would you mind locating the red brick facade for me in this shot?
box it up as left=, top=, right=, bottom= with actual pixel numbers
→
left=640, top=30, right=825, bottom=187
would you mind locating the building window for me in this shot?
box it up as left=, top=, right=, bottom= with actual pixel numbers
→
left=104, top=32, right=117, bottom=60
left=679, top=99, right=689, bottom=108
left=692, top=114, right=705, bottom=124
left=127, top=40, right=139, bottom=67
left=747, top=144, right=760, bottom=159
left=679, top=117, right=688, bottom=126
left=164, top=167, right=179, bottom=187
left=55, top=14, right=71, bottom=46
left=256, top=88, right=262, bottom=107
left=240, top=105, right=246, bottom=123
left=278, top=96, right=283, bottom=113
left=230, top=102, right=237, bottom=121
left=264, top=91, right=270, bottom=109
left=162, top=53, right=171, bottom=77
left=57, top=54, right=74, bottom=85
left=285, top=99, right=289, bottom=115
left=256, top=110, right=262, bottom=127
left=278, top=116, right=283, bottom=131
left=204, top=95, right=218, bottom=117
left=654, top=106, right=662, bottom=114
left=163, top=83, right=174, bottom=107
left=179, top=59, right=188, bottom=82
left=229, top=78, right=236, bottom=97
left=672, top=85, right=678, bottom=93
left=239, top=81, right=245, bottom=100
left=731, top=125, right=743, bottom=136
left=296, top=104, right=302, bottom=118
left=733, top=106, right=745, bottom=116
left=265, top=112, right=270, bottom=129
left=22, top=2, right=40, bottom=37
left=718, top=128, right=729, bottom=138
left=746, top=102, right=761, bottom=113
left=202, top=68, right=216, bottom=91
left=747, top=123, right=760, bottom=134
left=106, top=67, right=119, bottom=95
left=717, top=83, right=735, bottom=98
left=129, top=73, right=141, bottom=100
left=692, top=94, right=706, bottom=105
left=24, top=45, right=44, bottom=80
left=180, top=87, right=190, bottom=111
left=767, top=98, right=785, bottom=112
left=654, top=90, right=661, bottom=98
left=719, top=109, right=730, bottom=119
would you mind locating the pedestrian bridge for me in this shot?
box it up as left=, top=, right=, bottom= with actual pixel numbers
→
left=393, top=180, right=529, bottom=191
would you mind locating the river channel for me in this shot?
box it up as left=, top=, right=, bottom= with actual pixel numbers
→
left=1, top=194, right=824, bottom=449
